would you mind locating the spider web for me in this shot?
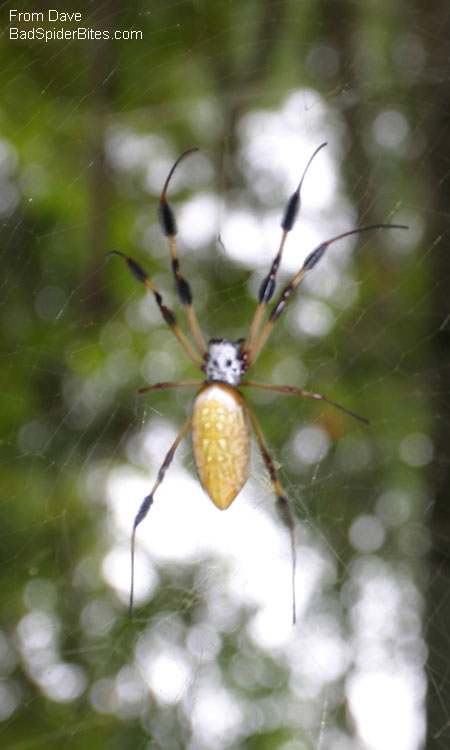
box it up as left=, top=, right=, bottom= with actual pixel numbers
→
left=1, top=2, right=448, bottom=749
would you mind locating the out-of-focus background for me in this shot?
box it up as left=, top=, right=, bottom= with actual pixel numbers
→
left=1, top=2, right=449, bottom=748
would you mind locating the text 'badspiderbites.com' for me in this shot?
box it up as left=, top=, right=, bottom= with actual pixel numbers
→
left=9, top=9, right=143, bottom=42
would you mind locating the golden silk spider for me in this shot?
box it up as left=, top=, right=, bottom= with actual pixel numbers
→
left=107, top=146, right=406, bottom=623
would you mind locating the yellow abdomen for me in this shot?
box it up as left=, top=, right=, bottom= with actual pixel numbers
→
left=191, top=383, right=250, bottom=510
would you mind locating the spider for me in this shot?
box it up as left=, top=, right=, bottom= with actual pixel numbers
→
left=107, top=146, right=406, bottom=623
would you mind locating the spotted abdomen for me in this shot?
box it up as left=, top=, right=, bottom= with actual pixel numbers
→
left=191, top=383, right=250, bottom=510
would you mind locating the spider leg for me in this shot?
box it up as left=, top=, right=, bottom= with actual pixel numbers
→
left=240, top=380, right=369, bottom=424
left=135, top=380, right=204, bottom=420
left=245, top=223, right=408, bottom=368
left=247, top=406, right=297, bottom=625
left=138, top=380, right=204, bottom=395
left=130, top=415, right=192, bottom=618
left=159, top=148, right=207, bottom=358
left=243, top=143, right=327, bottom=359
left=106, top=250, right=204, bottom=368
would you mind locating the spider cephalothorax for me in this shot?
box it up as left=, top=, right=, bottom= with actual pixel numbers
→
left=107, top=147, right=407, bottom=623
left=205, top=339, right=243, bottom=385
